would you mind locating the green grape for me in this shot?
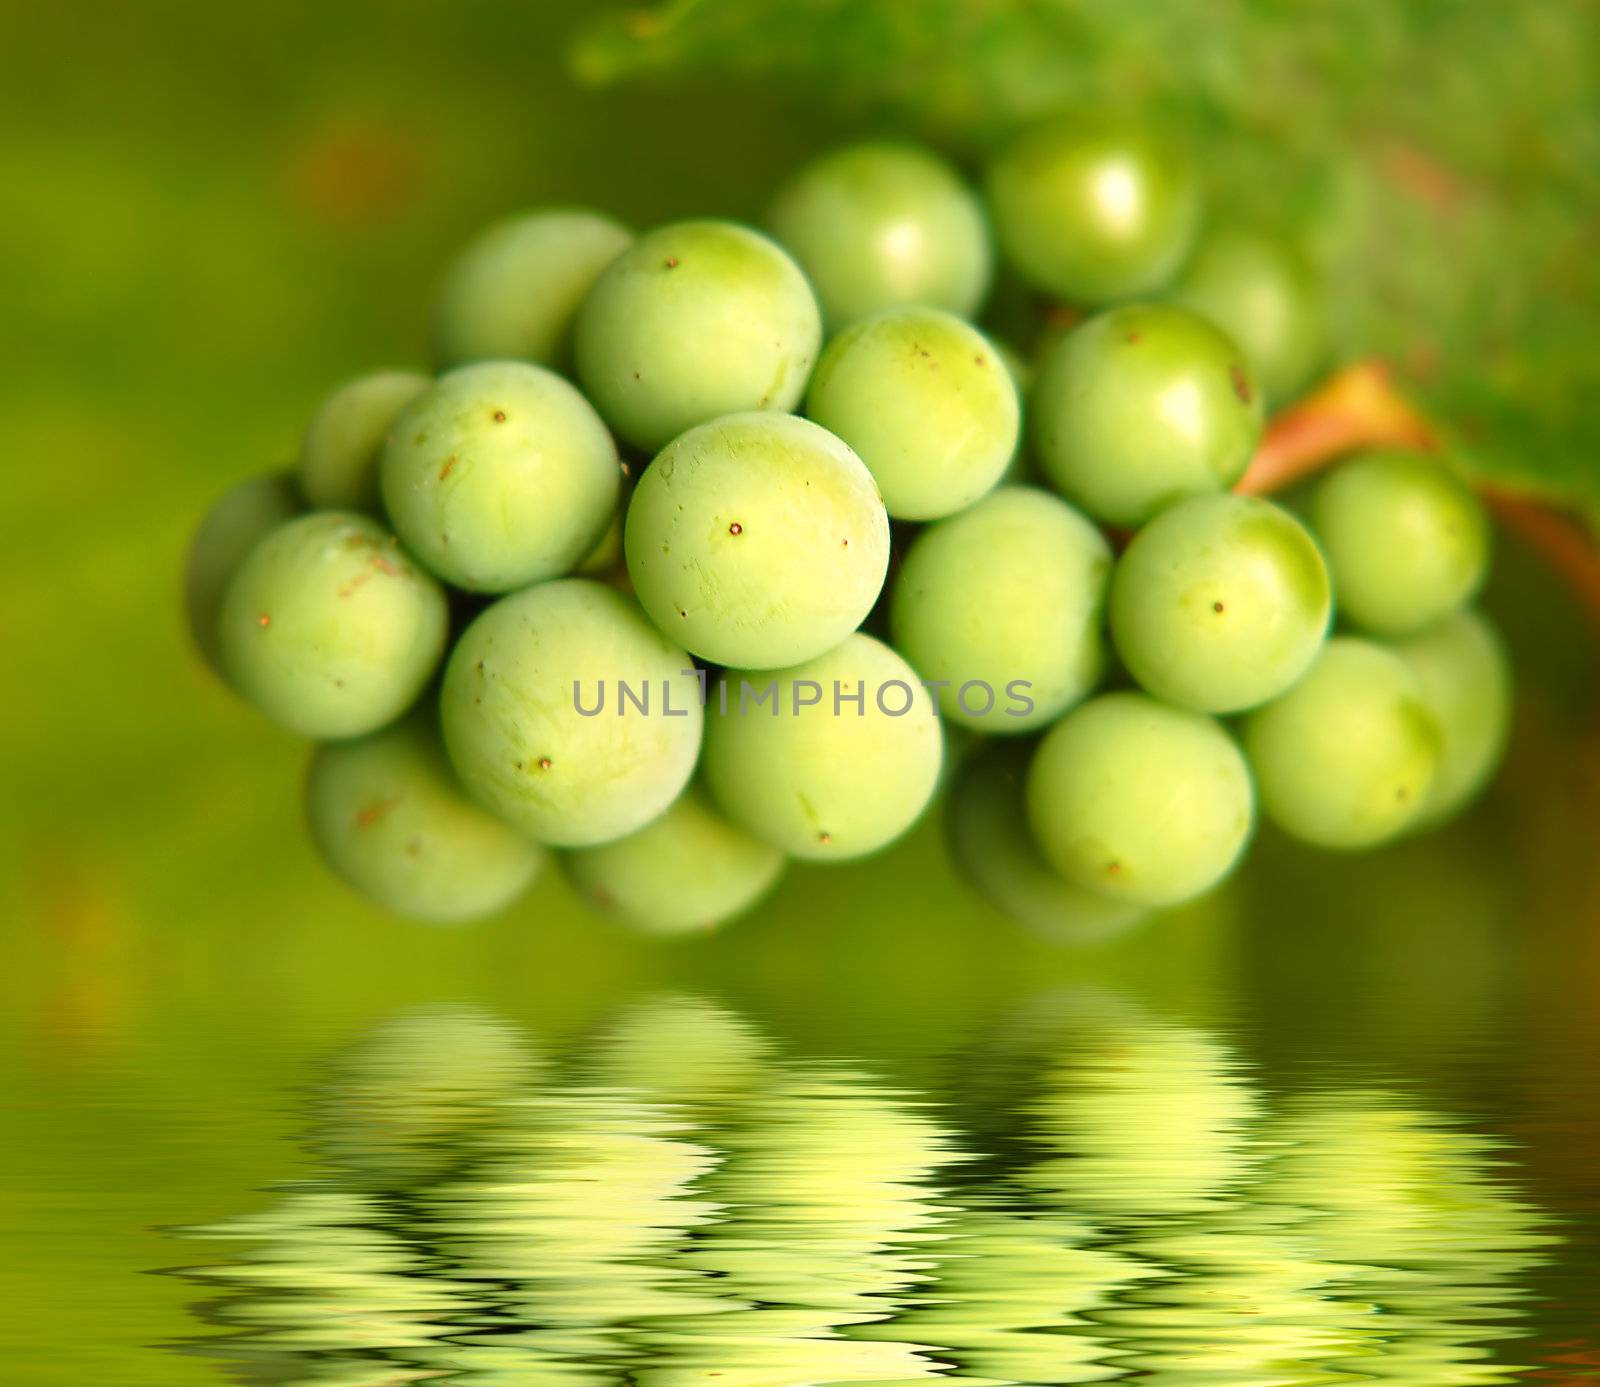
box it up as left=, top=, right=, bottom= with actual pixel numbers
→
left=562, top=784, right=786, bottom=935
left=1109, top=493, right=1331, bottom=713
left=381, top=361, right=620, bottom=593
left=890, top=486, right=1109, bottom=732
left=1244, top=637, right=1441, bottom=849
left=984, top=114, right=1200, bottom=304
left=439, top=578, right=702, bottom=847
left=765, top=140, right=992, bottom=327
left=574, top=219, right=822, bottom=452
left=701, top=634, right=942, bottom=860
left=218, top=512, right=447, bottom=738
left=804, top=307, right=1019, bottom=520
left=298, top=370, right=430, bottom=512
left=1170, top=226, right=1327, bottom=406
left=430, top=207, right=634, bottom=370
left=306, top=713, right=545, bottom=923
left=1309, top=451, right=1491, bottom=636
left=1032, top=303, right=1264, bottom=527
left=184, top=469, right=302, bottom=675
left=624, top=412, right=890, bottom=669
left=946, top=741, right=1147, bottom=943
left=1026, top=692, right=1254, bottom=908
left=574, top=506, right=625, bottom=576
left=1390, top=609, right=1512, bottom=827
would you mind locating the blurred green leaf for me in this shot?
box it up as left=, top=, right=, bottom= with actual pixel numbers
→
left=575, top=0, right=1600, bottom=508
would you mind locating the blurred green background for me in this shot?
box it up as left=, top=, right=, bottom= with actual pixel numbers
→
left=1, top=2, right=1598, bottom=1382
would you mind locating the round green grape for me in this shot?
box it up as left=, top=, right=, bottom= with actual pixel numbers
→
left=804, top=307, right=1019, bottom=520
left=381, top=361, right=620, bottom=593
left=306, top=712, right=545, bottom=923
left=1309, top=452, right=1491, bottom=636
left=1390, top=609, right=1511, bottom=827
left=184, top=470, right=301, bottom=675
left=1110, top=493, right=1331, bottom=713
left=890, top=486, right=1110, bottom=732
left=947, top=741, right=1147, bottom=943
left=1170, top=226, right=1326, bottom=406
left=765, top=140, right=992, bottom=327
left=984, top=114, right=1200, bottom=304
left=429, top=207, right=633, bottom=370
left=1032, top=303, right=1263, bottom=527
left=299, top=370, right=430, bottom=512
left=439, top=578, right=702, bottom=847
left=1026, top=692, right=1254, bottom=908
left=218, top=511, right=447, bottom=738
left=1244, top=637, right=1441, bottom=850
left=701, top=634, right=942, bottom=861
left=624, top=412, right=890, bottom=669
left=574, top=219, right=822, bottom=452
left=562, top=784, right=786, bottom=935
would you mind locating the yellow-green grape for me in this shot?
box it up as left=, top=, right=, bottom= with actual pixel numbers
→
left=184, top=469, right=302, bottom=675
left=217, top=512, right=447, bottom=738
left=1109, top=493, right=1332, bottom=713
left=1170, top=226, right=1327, bottom=406
left=985, top=113, right=1200, bottom=304
left=765, top=140, right=992, bottom=328
left=804, top=307, right=1019, bottom=520
left=574, top=506, right=625, bottom=577
left=946, top=742, right=1147, bottom=944
left=561, top=785, right=786, bottom=935
left=624, top=412, right=890, bottom=669
left=439, top=578, right=702, bottom=847
left=298, top=369, right=430, bottom=511
left=430, top=207, right=634, bottom=370
left=1026, top=692, right=1254, bottom=908
left=890, top=486, right=1110, bottom=732
left=1390, top=609, right=1512, bottom=827
left=1032, top=303, right=1264, bottom=527
left=381, top=361, right=620, bottom=593
left=574, top=219, right=822, bottom=453
left=1309, top=451, right=1492, bottom=636
left=305, top=712, right=545, bottom=923
left=1244, top=637, right=1442, bottom=849
left=701, top=634, right=943, bottom=861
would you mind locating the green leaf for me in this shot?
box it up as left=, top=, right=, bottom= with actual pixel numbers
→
left=574, top=0, right=1600, bottom=509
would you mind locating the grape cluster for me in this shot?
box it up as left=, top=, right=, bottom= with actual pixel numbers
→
left=185, top=116, right=1508, bottom=936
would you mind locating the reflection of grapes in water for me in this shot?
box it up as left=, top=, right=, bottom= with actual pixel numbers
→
left=310, top=1004, right=539, bottom=1191
left=174, top=997, right=1552, bottom=1387
left=633, top=1065, right=965, bottom=1386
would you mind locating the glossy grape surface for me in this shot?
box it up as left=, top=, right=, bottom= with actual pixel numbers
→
left=1026, top=691, right=1254, bottom=908
left=891, top=486, right=1110, bottom=732
left=766, top=141, right=992, bottom=327
left=574, top=220, right=822, bottom=452
left=805, top=306, right=1018, bottom=520
left=218, top=511, right=448, bottom=738
left=1032, top=303, right=1263, bottom=527
left=624, top=412, right=889, bottom=669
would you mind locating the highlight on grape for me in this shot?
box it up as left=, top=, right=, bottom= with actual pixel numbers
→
left=186, top=114, right=1508, bottom=936
left=571, top=675, right=1037, bottom=719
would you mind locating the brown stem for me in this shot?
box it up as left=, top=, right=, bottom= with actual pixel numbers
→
left=1236, top=359, right=1600, bottom=636
left=1235, top=359, right=1438, bottom=495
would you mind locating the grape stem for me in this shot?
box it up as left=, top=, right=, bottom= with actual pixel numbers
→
left=1236, top=359, right=1600, bottom=634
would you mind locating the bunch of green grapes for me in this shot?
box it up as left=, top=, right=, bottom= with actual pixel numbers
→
left=185, top=115, right=1509, bottom=934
